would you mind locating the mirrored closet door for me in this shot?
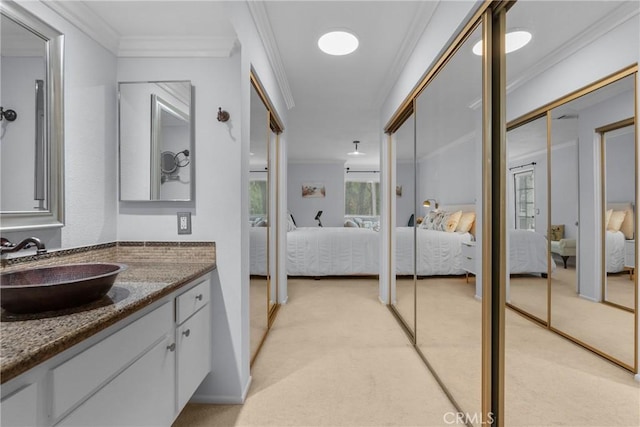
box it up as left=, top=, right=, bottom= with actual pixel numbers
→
left=414, top=21, right=484, bottom=424
left=506, top=116, right=550, bottom=324
left=391, top=112, right=416, bottom=337
left=249, top=80, right=270, bottom=364
left=549, top=72, right=637, bottom=371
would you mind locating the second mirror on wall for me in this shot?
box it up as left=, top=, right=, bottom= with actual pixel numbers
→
left=119, top=81, right=193, bottom=202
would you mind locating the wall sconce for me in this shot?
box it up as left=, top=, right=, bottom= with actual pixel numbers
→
left=423, top=199, right=439, bottom=210
left=315, top=210, right=323, bottom=227
left=217, top=107, right=230, bottom=122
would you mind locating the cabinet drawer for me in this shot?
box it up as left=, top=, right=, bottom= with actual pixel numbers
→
left=176, top=279, right=210, bottom=324
left=57, top=335, right=175, bottom=427
left=461, top=243, right=475, bottom=259
left=462, top=256, right=475, bottom=275
left=52, top=302, right=173, bottom=420
left=177, top=304, right=211, bottom=410
left=1, top=383, right=37, bottom=427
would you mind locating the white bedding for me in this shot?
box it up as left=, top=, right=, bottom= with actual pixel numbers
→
left=250, top=227, right=268, bottom=276
left=396, top=227, right=472, bottom=275
left=509, top=229, right=555, bottom=274
left=287, top=227, right=380, bottom=276
left=606, top=230, right=626, bottom=273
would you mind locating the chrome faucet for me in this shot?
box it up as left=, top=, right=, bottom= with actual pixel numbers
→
left=0, top=237, right=47, bottom=255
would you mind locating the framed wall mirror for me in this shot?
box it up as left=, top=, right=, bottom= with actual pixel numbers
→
left=0, top=1, right=64, bottom=231
left=119, top=81, right=193, bottom=202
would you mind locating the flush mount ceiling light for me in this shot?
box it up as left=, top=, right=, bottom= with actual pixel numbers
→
left=318, top=31, right=359, bottom=56
left=472, top=30, right=532, bottom=56
left=347, top=140, right=365, bottom=156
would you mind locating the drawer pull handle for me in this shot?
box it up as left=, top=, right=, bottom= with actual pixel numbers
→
left=196, top=294, right=203, bottom=301
left=182, top=329, right=191, bottom=337
left=167, top=343, right=176, bottom=352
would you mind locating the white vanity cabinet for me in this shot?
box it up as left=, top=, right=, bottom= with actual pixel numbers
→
left=0, top=275, right=212, bottom=427
left=175, top=279, right=211, bottom=411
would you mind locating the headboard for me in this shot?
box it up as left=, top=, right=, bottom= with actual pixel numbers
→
left=607, top=202, right=634, bottom=239
left=440, top=204, right=477, bottom=238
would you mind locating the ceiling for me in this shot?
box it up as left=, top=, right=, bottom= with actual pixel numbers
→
left=65, top=1, right=634, bottom=168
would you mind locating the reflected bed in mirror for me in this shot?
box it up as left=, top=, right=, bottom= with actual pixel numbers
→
left=0, top=1, right=64, bottom=231
left=119, top=81, right=193, bottom=202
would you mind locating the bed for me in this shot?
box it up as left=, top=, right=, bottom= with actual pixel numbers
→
left=606, top=202, right=634, bottom=273
left=249, top=227, right=268, bottom=276
left=509, top=229, right=555, bottom=275
left=287, top=227, right=379, bottom=276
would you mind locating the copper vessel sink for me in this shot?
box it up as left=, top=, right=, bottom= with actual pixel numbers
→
left=1, top=263, right=127, bottom=314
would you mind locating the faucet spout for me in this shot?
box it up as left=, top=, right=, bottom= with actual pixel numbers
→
left=1, top=237, right=47, bottom=255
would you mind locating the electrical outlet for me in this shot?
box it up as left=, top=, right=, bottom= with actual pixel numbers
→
left=177, top=212, right=192, bottom=235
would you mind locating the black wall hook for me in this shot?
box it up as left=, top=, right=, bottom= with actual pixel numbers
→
left=0, top=107, right=17, bottom=122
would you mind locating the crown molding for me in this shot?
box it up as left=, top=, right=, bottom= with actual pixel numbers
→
left=375, top=1, right=439, bottom=108
left=43, top=0, right=120, bottom=55
left=43, top=1, right=235, bottom=58
left=468, top=1, right=639, bottom=110
left=247, top=1, right=295, bottom=110
left=118, top=36, right=236, bottom=58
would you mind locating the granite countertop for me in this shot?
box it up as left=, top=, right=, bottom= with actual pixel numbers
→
left=0, top=243, right=216, bottom=385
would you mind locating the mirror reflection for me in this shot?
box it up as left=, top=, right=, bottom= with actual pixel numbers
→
left=602, top=123, right=635, bottom=311
left=119, top=81, right=193, bottom=202
left=249, top=80, right=270, bottom=363
left=0, top=2, right=64, bottom=230
left=506, top=116, right=551, bottom=323
left=548, top=74, right=636, bottom=369
left=414, top=23, right=483, bottom=425
left=392, top=111, right=416, bottom=337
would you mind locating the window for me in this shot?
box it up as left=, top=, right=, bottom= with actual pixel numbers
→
left=345, top=181, right=380, bottom=216
left=513, top=169, right=535, bottom=230
left=249, top=180, right=267, bottom=217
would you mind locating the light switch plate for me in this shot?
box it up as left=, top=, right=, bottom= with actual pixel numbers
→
left=177, top=212, right=192, bottom=234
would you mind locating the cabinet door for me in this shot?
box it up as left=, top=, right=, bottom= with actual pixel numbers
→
left=1, top=383, right=37, bottom=427
left=177, top=304, right=211, bottom=410
left=57, top=335, right=175, bottom=427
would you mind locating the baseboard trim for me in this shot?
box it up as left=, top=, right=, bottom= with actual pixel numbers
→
left=635, top=373, right=640, bottom=383
left=190, top=376, right=252, bottom=405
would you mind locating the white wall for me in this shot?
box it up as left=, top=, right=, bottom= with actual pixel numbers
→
left=2, top=0, right=118, bottom=250
left=605, top=129, right=635, bottom=204
left=287, top=162, right=345, bottom=227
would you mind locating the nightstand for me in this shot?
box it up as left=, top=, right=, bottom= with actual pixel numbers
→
left=461, top=241, right=476, bottom=283
left=624, top=240, right=635, bottom=280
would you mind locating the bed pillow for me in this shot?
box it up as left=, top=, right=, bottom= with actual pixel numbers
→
left=456, top=211, right=476, bottom=233
left=607, top=210, right=626, bottom=232
left=422, top=210, right=461, bottom=232
left=344, top=219, right=358, bottom=228
left=620, top=208, right=634, bottom=239
left=604, top=209, right=613, bottom=229
left=550, top=224, right=564, bottom=241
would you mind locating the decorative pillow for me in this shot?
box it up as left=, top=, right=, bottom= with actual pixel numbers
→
left=255, top=218, right=267, bottom=227
left=422, top=210, right=461, bottom=232
left=550, top=224, right=564, bottom=241
left=607, top=210, right=626, bottom=232
left=344, top=219, right=358, bottom=228
left=456, top=211, right=476, bottom=233
left=604, top=209, right=613, bottom=229
left=444, top=210, right=462, bottom=232
left=620, top=208, right=634, bottom=239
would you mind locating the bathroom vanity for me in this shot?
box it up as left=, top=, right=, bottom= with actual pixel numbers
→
left=0, top=242, right=216, bottom=426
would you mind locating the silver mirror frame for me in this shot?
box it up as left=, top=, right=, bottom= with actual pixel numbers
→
left=0, top=0, right=64, bottom=231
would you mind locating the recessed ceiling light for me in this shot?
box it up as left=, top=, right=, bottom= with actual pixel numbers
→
left=472, top=30, right=532, bottom=56
left=318, top=31, right=359, bottom=56
left=347, top=140, right=365, bottom=156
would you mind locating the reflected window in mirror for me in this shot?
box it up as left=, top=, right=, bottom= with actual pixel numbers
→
left=0, top=2, right=64, bottom=231
left=119, top=81, right=193, bottom=202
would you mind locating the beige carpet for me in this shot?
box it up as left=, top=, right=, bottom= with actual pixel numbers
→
left=607, top=271, right=635, bottom=310
left=383, top=275, right=639, bottom=426
left=174, top=278, right=457, bottom=427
